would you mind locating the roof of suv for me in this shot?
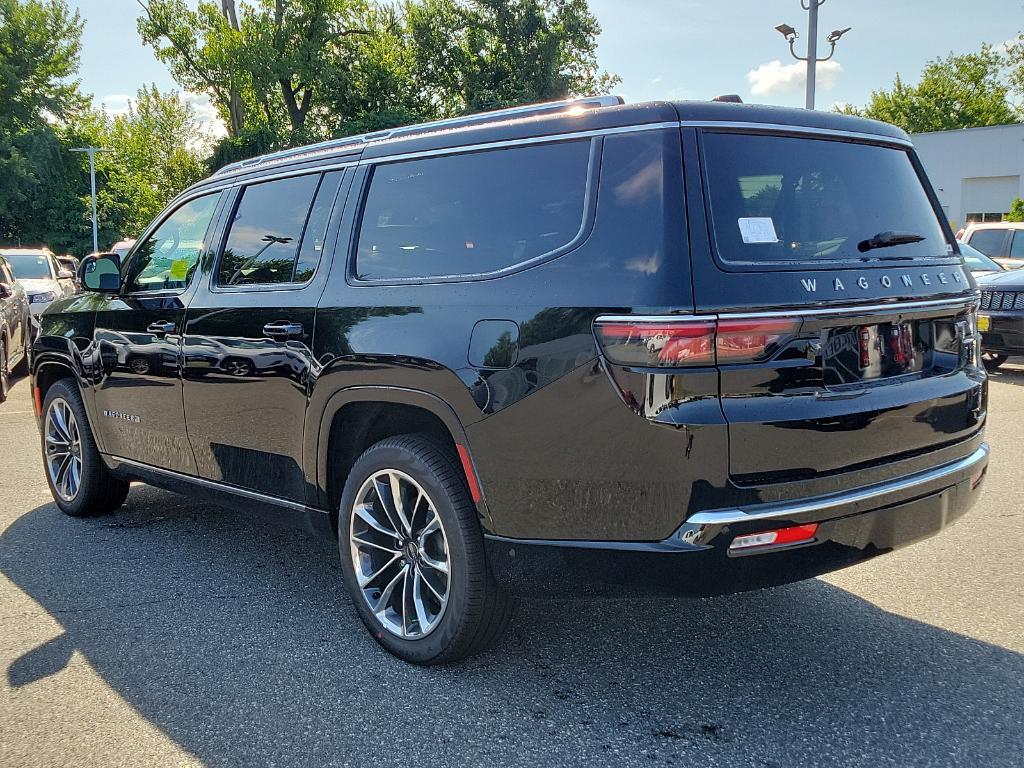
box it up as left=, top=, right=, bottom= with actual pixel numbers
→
left=190, top=97, right=911, bottom=193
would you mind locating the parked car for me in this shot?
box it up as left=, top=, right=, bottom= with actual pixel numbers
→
left=0, top=248, right=77, bottom=315
left=958, top=240, right=1004, bottom=278
left=961, top=222, right=1024, bottom=269
left=110, top=239, right=136, bottom=260
left=0, top=254, right=31, bottom=402
left=976, top=269, right=1024, bottom=371
left=31, top=97, right=989, bottom=664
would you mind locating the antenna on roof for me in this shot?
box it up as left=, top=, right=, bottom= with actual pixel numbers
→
left=712, top=94, right=744, bottom=104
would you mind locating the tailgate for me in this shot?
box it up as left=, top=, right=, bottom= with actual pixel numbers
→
left=720, top=298, right=985, bottom=484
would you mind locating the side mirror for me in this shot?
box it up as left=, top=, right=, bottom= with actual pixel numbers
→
left=57, top=269, right=75, bottom=280
left=0, top=283, right=11, bottom=299
left=81, top=253, right=122, bottom=293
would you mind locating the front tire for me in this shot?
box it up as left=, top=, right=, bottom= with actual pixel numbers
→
left=337, top=435, right=513, bottom=665
left=41, top=380, right=130, bottom=517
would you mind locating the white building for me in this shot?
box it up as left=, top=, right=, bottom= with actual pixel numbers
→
left=911, top=123, right=1024, bottom=230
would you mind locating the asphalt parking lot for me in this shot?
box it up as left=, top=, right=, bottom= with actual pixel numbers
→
left=0, top=368, right=1022, bottom=768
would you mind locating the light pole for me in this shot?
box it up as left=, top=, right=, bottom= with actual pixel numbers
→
left=775, top=1, right=851, bottom=110
left=70, top=146, right=111, bottom=254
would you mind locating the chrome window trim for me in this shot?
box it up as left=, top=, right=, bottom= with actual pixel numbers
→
left=109, top=456, right=309, bottom=513
left=165, top=160, right=357, bottom=212
left=680, top=120, right=913, bottom=147
left=349, top=136, right=606, bottom=285
left=686, top=444, right=988, bottom=527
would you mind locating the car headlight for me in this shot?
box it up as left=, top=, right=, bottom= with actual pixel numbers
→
left=29, top=291, right=56, bottom=304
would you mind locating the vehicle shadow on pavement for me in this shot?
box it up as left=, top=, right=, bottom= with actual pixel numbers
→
left=2, top=488, right=1022, bottom=767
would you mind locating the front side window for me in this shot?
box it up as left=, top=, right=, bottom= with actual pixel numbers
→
left=355, top=140, right=592, bottom=280
left=218, top=172, right=337, bottom=286
left=124, top=193, right=222, bottom=293
left=702, top=133, right=949, bottom=265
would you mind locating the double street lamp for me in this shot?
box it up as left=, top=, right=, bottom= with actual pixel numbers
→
left=775, top=0, right=851, bottom=110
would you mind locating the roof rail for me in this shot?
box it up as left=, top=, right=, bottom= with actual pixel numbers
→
left=212, top=94, right=624, bottom=178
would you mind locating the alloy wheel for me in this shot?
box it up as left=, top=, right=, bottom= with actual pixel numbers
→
left=44, top=397, right=83, bottom=502
left=348, top=469, right=451, bottom=639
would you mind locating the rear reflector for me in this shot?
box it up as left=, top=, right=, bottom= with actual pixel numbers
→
left=32, top=386, right=42, bottom=417
left=730, top=523, right=819, bottom=551
left=594, top=315, right=800, bottom=368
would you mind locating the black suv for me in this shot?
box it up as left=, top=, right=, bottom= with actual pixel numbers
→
left=32, top=97, right=989, bottom=664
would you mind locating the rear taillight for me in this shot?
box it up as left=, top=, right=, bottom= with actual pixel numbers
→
left=594, top=316, right=800, bottom=368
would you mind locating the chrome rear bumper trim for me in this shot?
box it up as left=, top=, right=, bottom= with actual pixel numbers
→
left=687, top=443, right=989, bottom=527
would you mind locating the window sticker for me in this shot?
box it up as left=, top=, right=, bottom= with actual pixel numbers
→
left=738, top=217, right=779, bottom=244
left=169, top=258, right=190, bottom=280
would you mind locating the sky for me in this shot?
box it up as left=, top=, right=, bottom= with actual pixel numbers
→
left=71, top=0, right=1024, bottom=133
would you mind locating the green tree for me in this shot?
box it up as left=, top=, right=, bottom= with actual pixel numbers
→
left=408, top=0, right=620, bottom=114
left=1007, top=197, right=1024, bottom=223
left=78, top=86, right=212, bottom=242
left=0, top=0, right=89, bottom=248
left=138, top=0, right=620, bottom=165
left=840, top=45, right=1016, bottom=133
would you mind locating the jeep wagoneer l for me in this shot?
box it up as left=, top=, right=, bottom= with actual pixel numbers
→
left=32, top=97, right=989, bottom=664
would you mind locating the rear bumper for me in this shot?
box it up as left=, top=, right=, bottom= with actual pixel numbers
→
left=485, top=443, right=989, bottom=597
left=979, top=310, right=1024, bottom=355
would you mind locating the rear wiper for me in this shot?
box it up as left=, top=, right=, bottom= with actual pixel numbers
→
left=857, top=231, right=926, bottom=253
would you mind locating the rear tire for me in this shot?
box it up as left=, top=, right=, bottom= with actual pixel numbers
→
left=41, top=379, right=130, bottom=517
left=982, top=352, right=1008, bottom=372
left=337, top=434, right=513, bottom=665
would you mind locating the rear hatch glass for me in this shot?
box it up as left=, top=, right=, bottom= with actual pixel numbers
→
left=696, top=131, right=982, bottom=486
left=701, top=132, right=950, bottom=266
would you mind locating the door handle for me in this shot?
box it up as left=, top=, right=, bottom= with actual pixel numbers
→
left=262, top=321, right=304, bottom=340
left=147, top=320, right=177, bottom=335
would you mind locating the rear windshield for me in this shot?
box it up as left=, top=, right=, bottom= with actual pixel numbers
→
left=702, top=133, right=949, bottom=265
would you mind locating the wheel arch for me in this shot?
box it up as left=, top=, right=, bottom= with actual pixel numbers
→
left=312, top=386, right=490, bottom=535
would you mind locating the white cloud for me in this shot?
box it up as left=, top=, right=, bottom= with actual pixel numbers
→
left=746, top=59, right=843, bottom=97
left=183, top=92, right=228, bottom=139
left=650, top=75, right=663, bottom=85
left=100, top=94, right=131, bottom=116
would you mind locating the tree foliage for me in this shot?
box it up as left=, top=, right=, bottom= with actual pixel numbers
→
left=137, top=0, right=619, bottom=166
left=0, top=0, right=88, bottom=249
left=840, top=45, right=1017, bottom=133
left=1007, top=198, right=1024, bottom=223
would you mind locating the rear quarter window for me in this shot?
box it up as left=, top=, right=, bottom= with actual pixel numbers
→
left=967, top=229, right=1008, bottom=257
left=355, top=139, right=594, bottom=281
left=701, top=132, right=950, bottom=266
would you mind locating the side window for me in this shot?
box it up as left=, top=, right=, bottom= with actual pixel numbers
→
left=295, top=171, right=344, bottom=283
left=355, top=139, right=593, bottom=280
left=967, top=229, right=1007, bottom=256
left=124, top=193, right=222, bottom=293
left=218, top=172, right=340, bottom=287
left=1010, top=232, right=1024, bottom=259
